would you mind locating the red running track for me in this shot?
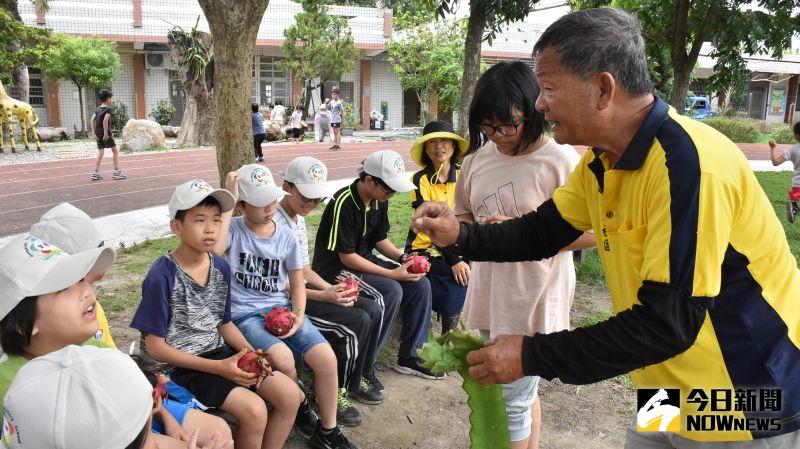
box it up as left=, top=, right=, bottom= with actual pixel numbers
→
left=0, top=141, right=415, bottom=237
left=0, top=141, right=784, bottom=237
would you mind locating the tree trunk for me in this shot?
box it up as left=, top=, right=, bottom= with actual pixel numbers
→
left=76, top=83, right=87, bottom=136
left=669, top=67, right=692, bottom=114
left=11, top=59, right=29, bottom=104
left=168, top=31, right=214, bottom=147
left=197, top=0, right=269, bottom=179
left=456, top=1, right=487, bottom=137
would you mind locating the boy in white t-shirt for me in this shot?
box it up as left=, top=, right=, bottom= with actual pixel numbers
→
left=769, top=121, right=800, bottom=223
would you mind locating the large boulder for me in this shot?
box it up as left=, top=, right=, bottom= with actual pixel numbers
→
left=161, top=125, right=180, bottom=138
left=265, top=123, right=286, bottom=142
left=120, top=119, right=166, bottom=152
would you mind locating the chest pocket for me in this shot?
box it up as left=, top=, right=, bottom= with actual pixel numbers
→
left=602, top=223, right=647, bottom=313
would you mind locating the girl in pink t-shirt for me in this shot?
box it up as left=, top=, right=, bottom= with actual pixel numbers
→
left=455, top=61, right=594, bottom=449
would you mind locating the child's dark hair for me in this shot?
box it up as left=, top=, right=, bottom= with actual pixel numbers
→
left=130, top=354, right=159, bottom=387
left=275, top=99, right=283, bottom=106
left=173, top=196, right=222, bottom=222
left=99, top=89, right=113, bottom=102
left=0, top=297, right=39, bottom=356
left=332, top=88, right=340, bottom=95
left=793, top=121, right=800, bottom=137
left=296, top=104, right=305, bottom=111
left=467, top=61, right=548, bottom=156
left=267, top=103, right=274, bottom=108
left=251, top=103, right=260, bottom=113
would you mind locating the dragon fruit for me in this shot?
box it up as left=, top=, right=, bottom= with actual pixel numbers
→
left=237, top=350, right=273, bottom=378
left=404, top=253, right=431, bottom=274
left=342, top=273, right=360, bottom=302
left=265, top=307, right=296, bottom=336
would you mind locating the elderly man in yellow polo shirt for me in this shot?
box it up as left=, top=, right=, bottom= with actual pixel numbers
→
left=412, top=8, right=800, bottom=449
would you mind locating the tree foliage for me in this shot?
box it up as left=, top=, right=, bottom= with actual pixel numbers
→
left=420, top=0, right=541, bottom=134
left=569, top=0, right=800, bottom=111
left=281, top=0, right=360, bottom=111
left=0, top=8, right=53, bottom=85
left=386, top=11, right=473, bottom=123
left=39, top=34, right=121, bottom=134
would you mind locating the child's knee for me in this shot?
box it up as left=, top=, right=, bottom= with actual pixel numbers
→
left=267, top=343, right=296, bottom=372
left=307, top=344, right=337, bottom=374
left=266, top=373, right=303, bottom=410
left=237, top=396, right=269, bottom=428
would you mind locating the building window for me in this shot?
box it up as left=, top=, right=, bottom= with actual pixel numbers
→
left=29, top=68, right=44, bottom=106
left=322, top=81, right=354, bottom=103
left=254, top=56, right=288, bottom=106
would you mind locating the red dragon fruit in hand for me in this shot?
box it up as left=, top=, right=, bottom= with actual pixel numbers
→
left=404, top=253, right=431, bottom=274
left=237, top=350, right=273, bottom=377
left=342, top=273, right=360, bottom=302
left=265, top=307, right=296, bottom=336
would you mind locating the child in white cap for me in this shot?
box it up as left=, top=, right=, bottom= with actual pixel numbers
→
left=214, top=164, right=357, bottom=449
left=131, top=178, right=302, bottom=449
left=0, top=233, right=115, bottom=410
left=30, top=202, right=121, bottom=347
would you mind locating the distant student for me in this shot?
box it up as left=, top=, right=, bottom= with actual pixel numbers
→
left=252, top=103, right=266, bottom=162
left=89, top=89, right=126, bottom=181
left=769, top=121, right=800, bottom=223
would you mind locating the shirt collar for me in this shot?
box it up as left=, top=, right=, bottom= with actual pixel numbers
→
left=349, top=179, right=373, bottom=211
left=424, top=163, right=459, bottom=184
left=599, top=96, right=669, bottom=171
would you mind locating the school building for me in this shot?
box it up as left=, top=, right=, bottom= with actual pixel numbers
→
left=15, top=0, right=541, bottom=133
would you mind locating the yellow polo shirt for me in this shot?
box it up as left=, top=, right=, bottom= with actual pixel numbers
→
left=552, top=98, right=800, bottom=441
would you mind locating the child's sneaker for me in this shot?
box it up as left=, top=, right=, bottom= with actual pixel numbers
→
left=336, top=388, right=362, bottom=427
left=295, top=397, right=319, bottom=438
left=352, top=378, right=383, bottom=405
left=364, top=371, right=384, bottom=392
left=329, top=145, right=338, bottom=151
left=90, top=171, right=103, bottom=181
left=310, top=422, right=358, bottom=449
left=112, top=170, right=127, bottom=180
left=394, top=356, right=445, bottom=380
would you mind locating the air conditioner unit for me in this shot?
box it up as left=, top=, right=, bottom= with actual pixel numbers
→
left=145, top=53, right=175, bottom=70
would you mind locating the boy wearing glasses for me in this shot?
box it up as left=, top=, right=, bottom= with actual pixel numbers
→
left=312, top=151, right=441, bottom=386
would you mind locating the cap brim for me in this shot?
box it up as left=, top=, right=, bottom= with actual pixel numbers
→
left=295, top=183, right=333, bottom=200
left=210, top=189, right=236, bottom=214
left=411, top=132, right=469, bottom=167
left=383, top=175, right=416, bottom=193
left=30, top=246, right=116, bottom=299
left=241, top=186, right=288, bottom=207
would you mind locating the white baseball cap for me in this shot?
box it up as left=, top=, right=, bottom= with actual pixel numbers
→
left=30, top=202, right=122, bottom=253
left=236, top=164, right=288, bottom=207
left=0, top=234, right=116, bottom=320
left=363, top=150, right=415, bottom=193
left=283, top=157, right=332, bottom=199
left=168, top=178, right=235, bottom=219
left=2, top=345, right=152, bottom=449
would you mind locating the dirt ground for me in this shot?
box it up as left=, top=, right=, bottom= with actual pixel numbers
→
left=101, top=253, right=633, bottom=449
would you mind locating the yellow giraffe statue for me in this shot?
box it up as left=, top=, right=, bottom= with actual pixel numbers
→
left=0, top=79, right=42, bottom=153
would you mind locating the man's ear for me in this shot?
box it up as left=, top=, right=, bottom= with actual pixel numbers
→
left=596, top=72, right=616, bottom=111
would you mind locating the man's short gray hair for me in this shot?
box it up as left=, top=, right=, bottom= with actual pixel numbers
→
left=533, top=8, right=653, bottom=96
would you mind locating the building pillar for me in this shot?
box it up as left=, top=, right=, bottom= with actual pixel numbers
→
left=34, top=0, right=45, bottom=25
left=360, top=59, right=371, bottom=129
left=45, top=77, right=61, bottom=127
left=784, top=75, right=798, bottom=124
left=383, top=10, right=392, bottom=38
left=133, top=0, right=143, bottom=28
left=132, top=54, right=147, bottom=119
